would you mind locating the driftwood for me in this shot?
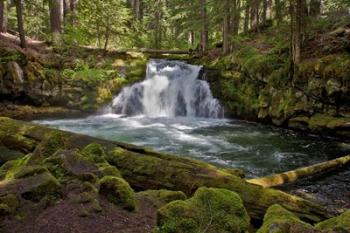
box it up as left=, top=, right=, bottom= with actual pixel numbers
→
left=247, top=155, right=350, bottom=188
left=0, top=117, right=330, bottom=222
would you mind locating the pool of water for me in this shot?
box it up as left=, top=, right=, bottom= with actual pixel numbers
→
left=35, top=114, right=348, bottom=178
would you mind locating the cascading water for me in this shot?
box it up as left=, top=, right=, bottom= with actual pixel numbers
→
left=105, top=59, right=224, bottom=118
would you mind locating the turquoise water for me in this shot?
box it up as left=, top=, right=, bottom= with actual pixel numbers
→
left=35, top=114, right=347, bottom=178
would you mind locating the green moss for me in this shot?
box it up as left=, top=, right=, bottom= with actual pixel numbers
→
left=257, top=204, right=313, bottom=233
left=156, top=187, right=250, bottom=233
left=81, top=143, right=107, bottom=163
left=20, top=172, right=61, bottom=202
left=99, top=164, right=121, bottom=177
left=0, top=146, right=24, bottom=165
left=1, top=155, right=30, bottom=181
left=136, top=189, right=187, bottom=208
left=315, top=210, right=350, bottom=232
left=309, top=114, right=350, bottom=131
left=98, top=176, right=136, bottom=211
left=0, top=194, right=19, bottom=215
left=31, top=131, right=69, bottom=163
left=14, top=165, right=48, bottom=179
left=219, top=168, right=245, bottom=178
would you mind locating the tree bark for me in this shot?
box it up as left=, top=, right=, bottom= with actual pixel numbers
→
left=200, top=0, right=209, bottom=53
left=275, top=0, right=282, bottom=25
left=0, top=0, right=7, bottom=33
left=14, top=0, right=26, bottom=48
left=244, top=2, right=250, bottom=33
left=309, top=0, right=321, bottom=17
left=262, top=0, right=267, bottom=25
left=49, top=0, right=64, bottom=45
left=232, top=0, right=241, bottom=35
left=247, top=155, right=350, bottom=188
left=104, top=27, right=110, bottom=51
left=223, top=0, right=231, bottom=54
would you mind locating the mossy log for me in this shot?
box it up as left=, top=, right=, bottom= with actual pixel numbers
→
left=247, top=155, right=350, bottom=188
left=0, top=117, right=330, bottom=222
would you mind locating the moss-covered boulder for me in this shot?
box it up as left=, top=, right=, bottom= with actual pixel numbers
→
left=257, top=204, right=314, bottom=233
left=0, top=193, right=19, bottom=216
left=315, top=210, right=350, bottom=232
left=136, top=189, right=187, bottom=209
left=156, top=187, right=250, bottom=233
left=0, top=146, right=24, bottom=165
left=98, top=176, right=136, bottom=211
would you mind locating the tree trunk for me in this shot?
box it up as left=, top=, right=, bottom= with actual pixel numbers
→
left=275, top=0, right=282, bottom=25
left=154, top=8, right=161, bottom=49
left=262, top=0, right=267, bottom=25
left=0, top=0, right=7, bottom=33
left=223, top=0, right=231, bottom=54
left=104, top=27, right=110, bottom=51
left=309, top=0, right=321, bottom=17
left=232, top=0, right=241, bottom=35
left=247, top=155, right=350, bottom=188
left=49, top=0, right=64, bottom=45
left=14, top=0, right=26, bottom=48
left=244, top=2, right=250, bottom=33
left=133, top=0, right=143, bottom=21
left=200, top=0, right=209, bottom=53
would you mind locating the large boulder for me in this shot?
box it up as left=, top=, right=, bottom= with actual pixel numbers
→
left=98, top=176, right=136, bottom=211
left=156, top=187, right=250, bottom=233
left=315, top=210, right=350, bottom=232
left=257, top=204, right=314, bottom=233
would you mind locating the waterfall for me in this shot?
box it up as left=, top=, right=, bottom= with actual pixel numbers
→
left=107, top=59, right=224, bottom=118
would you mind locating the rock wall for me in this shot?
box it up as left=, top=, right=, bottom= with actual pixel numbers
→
left=201, top=54, right=350, bottom=139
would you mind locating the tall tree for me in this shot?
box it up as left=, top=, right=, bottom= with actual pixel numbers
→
left=275, top=0, right=282, bottom=25
left=49, top=0, right=63, bottom=45
left=232, top=0, right=241, bottom=35
left=290, top=0, right=306, bottom=78
left=14, top=0, right=26, bottom=48
left=200, top=0, right=209, bottom=53
left=309, top=0, right=321, bottom=17
left=244, top=1, right=250, bottom=33
left=223, top=0, right=231, bottom=54
left=0, top=0, right=7, bottom=33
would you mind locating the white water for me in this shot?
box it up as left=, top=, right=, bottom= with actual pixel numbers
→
left=105, top=59, right=224, bottom=118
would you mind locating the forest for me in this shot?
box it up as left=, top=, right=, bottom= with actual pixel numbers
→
left=0, top=0, right=350, bottom=233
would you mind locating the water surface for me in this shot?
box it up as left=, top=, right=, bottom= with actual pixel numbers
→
left=36, top=114, right=345, bottom=178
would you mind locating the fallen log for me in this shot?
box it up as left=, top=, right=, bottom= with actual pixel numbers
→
left=247, top=155, right=350, bottom=188
left=0, top=117, right=330, bottom=222
left=138, top=48, right=190, bottom=54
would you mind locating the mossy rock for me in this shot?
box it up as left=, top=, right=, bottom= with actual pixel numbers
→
left=31, top=131, right=69, bottom=163
left=43, top=150, right=99, bottom=183
left=18, top=172, right=62, bottom=202
left=0, top=146, right=24, bottom=166
left=98, top=176, right=136, bottom=211
left=220, top=168, right=245, bottom=178
left=156, top=187, right=250, bottom=233
left=136, top=189, right=187, bottom=209
left=0, top=193, right=19, bottom=216
left=257, top=204, right=313, bottom=233
left=14, top=165, right=48, bottom=179
left=315, top=210, right=350, bottom=232
left=98, top=164, right=121, bottom=177
left=81, top=143, right=107, bottom=164
left=309, top=114, right=350, bottom=131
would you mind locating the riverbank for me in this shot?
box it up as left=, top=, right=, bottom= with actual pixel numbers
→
left=195, top=18, right=350, bottom=140
left=1, top=117, right=349, bottom=233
